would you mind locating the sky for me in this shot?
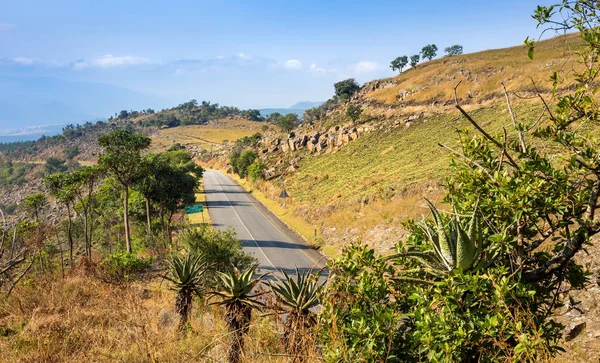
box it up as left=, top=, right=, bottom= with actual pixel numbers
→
left=0, top=0, right=555, bottom=115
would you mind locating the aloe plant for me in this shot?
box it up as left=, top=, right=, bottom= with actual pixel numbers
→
left=269, top=267, right=326, bottom=360
left=210, top=264, right=267, bottom=363
left=393, top=199, right=485, bottom=279
left=164, top=254, right=209, bottom=331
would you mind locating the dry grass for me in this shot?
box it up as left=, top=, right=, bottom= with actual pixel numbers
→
left=151, top=119, right=264, bottom=153
left=366, top=33, right=582, bottom=106
left=0, top=269, right=293, bottom=362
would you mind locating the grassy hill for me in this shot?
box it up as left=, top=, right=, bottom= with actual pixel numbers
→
left=223, top=33, right=588, bottom=256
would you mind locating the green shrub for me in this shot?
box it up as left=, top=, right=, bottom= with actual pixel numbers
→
left=319, top=244, right=404, bottom=362
left=180, top=226, right=255, bottom=287
left=101, top=251, right=153, bottom=283
left=248, top=160, right=265, bottom=181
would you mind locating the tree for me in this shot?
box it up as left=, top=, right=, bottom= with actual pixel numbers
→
left=302, top=107, right=321, bottom=124
left=444, top=44, right=463, bottom=56
left=276, top=114, right=300, bottom=133
left=98, top=130, right=151, bottom=252
left=45, top=157, right=68, bottom=175
left=71, top=166, right=103, bottom=258
left=334, top=78, right=361, bottom=100
left=346, top=104, right=363, bottom=125
left=409, top=54, right=420, bottom=69
left=390, top=55, right=408, bottom=73
left=21, top=193, right=47, bottom=222
left=240, top=109, right=264, bottom=122
left=118, top=110, right=130, bottom=119
left=420, top=44, right=438, bottom=61
left=148, top=150, right=203, bottom=242
left=44, top=173, right=78, bottom=265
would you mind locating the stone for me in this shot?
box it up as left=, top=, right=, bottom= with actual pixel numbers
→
left=565, top=322, right=586, bottom=341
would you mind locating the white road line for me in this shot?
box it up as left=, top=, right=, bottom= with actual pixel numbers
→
left=209, top=172, right=276, bottom=269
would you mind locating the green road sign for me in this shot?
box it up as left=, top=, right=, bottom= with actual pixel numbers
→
left=185, top=204, right=204, bottom=214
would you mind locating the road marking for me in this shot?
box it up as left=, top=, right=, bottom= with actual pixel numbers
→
left=208, top=172, right=277, bottom=270
left=218, top=173, right=324, bottom=267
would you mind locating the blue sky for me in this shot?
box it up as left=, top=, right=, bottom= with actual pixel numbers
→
left=0, top=0, right=554, bottom=113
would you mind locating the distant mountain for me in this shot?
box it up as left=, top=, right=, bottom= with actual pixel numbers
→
left=289, top=101, right=323, bottom=110
left=259, top=101, right=324, bottom=117
left=0, top=76, right=167, bottom=131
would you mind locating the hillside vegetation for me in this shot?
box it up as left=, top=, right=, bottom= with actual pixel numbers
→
left=4, top=3, right=600, bottom=361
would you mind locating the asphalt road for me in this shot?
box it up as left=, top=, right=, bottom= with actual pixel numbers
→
left=203, top=170, right=327, bottom=277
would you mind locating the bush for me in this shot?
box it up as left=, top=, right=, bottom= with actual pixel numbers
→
left=320, top=244, right=404, bottom=362
left=180, top=226, right=255, bottom=287
left=248, top=160, right=265, bottom=181
left=101, top=251, right=153, bottom=283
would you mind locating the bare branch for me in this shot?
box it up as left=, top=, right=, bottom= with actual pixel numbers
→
left=502, top=82, right=527, bottom=153
left=453, top=81, right=520, bottom=169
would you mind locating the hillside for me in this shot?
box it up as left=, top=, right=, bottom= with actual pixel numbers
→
left=216, top=34, right=583, bottom=255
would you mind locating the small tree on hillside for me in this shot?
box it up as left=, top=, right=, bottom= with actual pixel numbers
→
left=98, top=130, right=151, bottom=252
left=444, top=45, right=463, bottom=56
left=346, top=104, right=363, bottom=125
left=276, top=114, right=300, bottom=133
left=390, top=56, right=408, bottom=73
left=409, top=54, right=420, bottom=69
left=334, top=78, right=361, bottom=100
left=21, top=193, right=47, bottom=222
left=420, top=44, right=438, bottom=61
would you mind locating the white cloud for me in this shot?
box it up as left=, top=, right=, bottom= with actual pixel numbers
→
left=309, top=62, right=336, bottom=74
left=12, top=57, right=36, bottom=65
left=92, top=54, right=149, bottom=68
left=353, top=61, right=380, bottom=74
left=284, top=59, right=303, bottom=70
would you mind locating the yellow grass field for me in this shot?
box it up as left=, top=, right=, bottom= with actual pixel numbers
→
left=151, top=118, right=265, bottom=152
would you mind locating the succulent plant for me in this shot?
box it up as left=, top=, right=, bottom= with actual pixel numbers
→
left=164, top=254, right=210, bottom=331
left=269, top=267, right=326, bottom=361
left=393, top=199, right=485, bottom=280
left=210, top=264, right=267, bottom=363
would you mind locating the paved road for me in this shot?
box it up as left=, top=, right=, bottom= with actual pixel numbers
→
left=203, top=170, right=327, bottom=276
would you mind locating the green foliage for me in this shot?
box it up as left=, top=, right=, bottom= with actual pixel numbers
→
left=0, top=158, right=34, bottom=187
left=235, top=133, right=262, bottom=148
left=394, top=199, right=486, bottom=279
left=444, top=44, right=463, bottom=56
left=210, top=264, right=266, bottom=363
left=165, top=254, right=210, bottom=330
left=346, top=104, right=363, bottom=124
left=181, top=226, right=256, bottom=287
left=101, top=251, right=153, bottom=283
left=270, top=267, right=325, bottom=314
left=98, top=130, right=151, bottom=187
left=334, top=78, right=361, bottom=100
left=211, top=264, right=266, bottom=310
left=230, top=150, right=258, bottom=178
left=44, top=157, right=68, bottom=175
left=421, top=44, right=438, bottom=61
left=63, top=146, right=80, bottom=160
left=247, top=160, right=265, bottom=181
left=320, top=244, right=403, bottom=362
left=390, top=55, right=408, bottom=73
left=21, top=193, right=47, bottom=221
left=240, top=109, right=264, bottom=122
left=409, top=54, right=420, bottom=69
left=403, top=268, right=563, bottom=362
left=274, top=113, right=300, bottom=132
